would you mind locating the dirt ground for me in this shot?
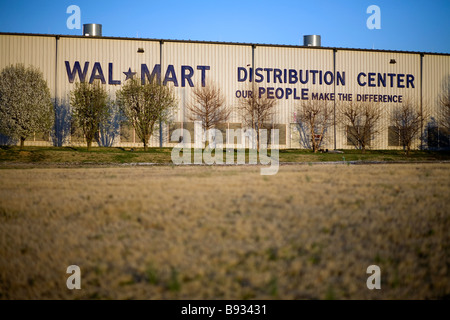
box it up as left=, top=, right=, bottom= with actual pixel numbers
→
left=0, top=163, right=449, bottom=299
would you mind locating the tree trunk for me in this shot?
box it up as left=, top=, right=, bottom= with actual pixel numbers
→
left=87, top=140, right=92, bottom=151
left=20, top=137, right=25, bottom=150
left=143, top=140, right=148, bottom=152
left=312, top=138, right=318, bottom=153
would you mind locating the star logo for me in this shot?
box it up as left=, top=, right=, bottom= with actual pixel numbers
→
left=123, top=68, right=136, bottom=81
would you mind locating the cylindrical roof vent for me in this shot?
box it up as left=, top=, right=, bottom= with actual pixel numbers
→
left=303, top=35, right=321, bottom=47
left=83, top=24, right=102, bottom=37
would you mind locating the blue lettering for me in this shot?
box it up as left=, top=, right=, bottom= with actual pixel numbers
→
left=406, top=74, right=414, bottom=88
left=285, top=88, right=292, bottom=99
left=65, top=61, right=89, bottom=83
left=258, top=87, right=266, bottom=98
left=273, top=69, right=282, bottom=83
left=255, top=68, right=264, bottom=83
left=289, top=69, right=298, bottom=84
left=310, top=70, right=318, bottom=84
left=163, top=65, right=178, bottom=86
left=324, top=71, right=333, bottom=85
left=181, top=65, right=194, bottom=87
left=299, top=70, right=308, bottom=84
left=357, top=72, right=367, bottom=86
left=387, top=73, right=395, bottom=88
left=264, top=68, right=273, bottom=83
left=397, top=74, right=405, bottom=88
left=377, top=73, right=386, bottom=87
left=196, top=65, right=210, bottom=87
left=141, top=64, right=161, bottom=85
left=238, top=67, right=247, bottom=82
left=275, top=87, right=284, bottom=99
left=301, top=88, right=308, bottom=100
left=89, top=62, right=106, bottom=84
left=336, top=72, right=345, bottom=86
left=267, top=87, right=275, bottom=99
left=108, top=63, right=121, bottom=85
left=368, top=72, right=376, bottom=87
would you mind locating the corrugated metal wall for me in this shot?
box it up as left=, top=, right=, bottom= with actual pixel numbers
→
left=56, top=37, right=161, bottom=146
left=422, top=54, right=450, bottom=149
left=254, top=46, right=335, bottom=148
left=0, top=35, right=56, bottom=146
left=0, top=33, right=449, bottom=149
left=163, top=41, right=252, bottom=124
left=335, top=50, right=421, bottom=149
left=0, top=35, right=56, bottom=96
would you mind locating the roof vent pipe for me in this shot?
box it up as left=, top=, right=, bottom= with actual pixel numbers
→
left=303, top=35, right=321, bottom=47
left=83, top=24, right=102, bottom=37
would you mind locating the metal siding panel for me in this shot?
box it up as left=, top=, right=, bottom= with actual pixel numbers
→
left=162, top=41, right=252, bottom=129
left=0, top=35, right=56, bottom=96
left=422, top=54, right=450, bottom=148
left=254, top=46, right=334, bottom=148
left=57, top=37, right=160, bottom=101
left=57, top=37, right=160, bottom=146
left=2, top=34, right=449, bottom=149
left=0, top=35, right=56, bottom=146
left=335, top=50, right=421, bottom=149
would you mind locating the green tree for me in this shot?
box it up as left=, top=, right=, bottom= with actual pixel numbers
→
left=116, top=78, right=177, bottom=151
left=69, top=81, right=108, bottom=151
left=0, top=64, right=54, bottom=149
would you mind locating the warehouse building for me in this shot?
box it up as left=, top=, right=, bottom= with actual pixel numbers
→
left=0, top=27, right=449, bottom=150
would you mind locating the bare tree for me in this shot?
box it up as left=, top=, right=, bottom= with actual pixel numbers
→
left=391, top=99, right=427, bottom=156
left=117, top=77, right=177, bottom=151
left=439, top=76, right=450, bottom=132
left=0, top=64, right=54, bottom=149
left=239, top=88, right=277, bottom=151
left=296, top=98, right=333, bottom=152
left=69, top=81, right=108, bottom=151
left=338, top=101, right=382, bottom=153
left=187, top=81, right=230, bottom=148
left=187, top=81, right=230, bottom=131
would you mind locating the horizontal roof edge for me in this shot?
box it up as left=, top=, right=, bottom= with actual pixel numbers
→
left=1, top=32, right=449, bottom=56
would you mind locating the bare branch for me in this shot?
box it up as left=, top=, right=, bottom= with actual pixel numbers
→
left=186, top=81, right=230, bottom=131
left=338, top=101, right=382, bottom=153
left=439, top=76, right=450, bottom=132
left=296, top=97, right=333, bottom=152
left=238, top=87, right=277, bottom=151
left=391, top=98, right=428, bottom=155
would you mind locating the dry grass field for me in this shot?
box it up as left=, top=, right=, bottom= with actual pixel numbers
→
left=0, top=163, right=449, bottom=300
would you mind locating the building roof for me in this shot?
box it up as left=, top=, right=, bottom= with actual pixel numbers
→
left=1, top=32, right=449, bottom=56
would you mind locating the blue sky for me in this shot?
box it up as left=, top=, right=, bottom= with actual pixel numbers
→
left=0, top=0, right=449, bottom=53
